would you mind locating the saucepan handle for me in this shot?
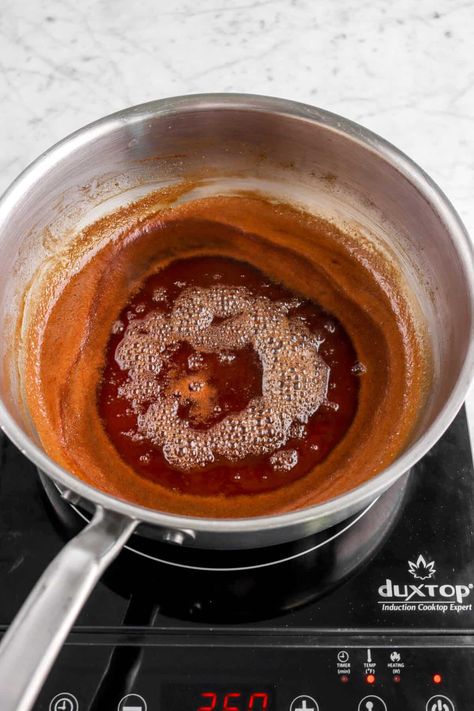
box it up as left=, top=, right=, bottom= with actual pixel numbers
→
left=0, top=505, right=137, bottom=711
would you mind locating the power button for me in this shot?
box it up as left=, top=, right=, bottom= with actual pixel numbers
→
left=426, top=696, right=455, bottom=711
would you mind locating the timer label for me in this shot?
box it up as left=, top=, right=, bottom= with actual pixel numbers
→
left=336, top=650, right=351, bottom=676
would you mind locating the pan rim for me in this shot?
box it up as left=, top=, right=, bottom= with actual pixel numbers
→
left=1, top=92, right=473, bottom=535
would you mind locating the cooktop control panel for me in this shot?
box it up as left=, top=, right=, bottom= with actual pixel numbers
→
left=35, top=640, right=474, bottom=710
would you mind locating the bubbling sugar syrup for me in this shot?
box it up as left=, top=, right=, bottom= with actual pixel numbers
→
left=98, top=256, right=361, bottom=497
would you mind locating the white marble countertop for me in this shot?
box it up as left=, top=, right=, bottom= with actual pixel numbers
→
left=1, top=0, right=474, bottom=432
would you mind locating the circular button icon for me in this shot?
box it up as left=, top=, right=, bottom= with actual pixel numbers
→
left=426, top=696, right=455, bottom=711
left=358, top=696, right=387, bottom=711
left=337, top=650, right=350, bottom=663
left=290, top=695, right=319, bottom=711
left=49, top=693, right=79, bottom=711
left=118, top=694, right=147, bottom=711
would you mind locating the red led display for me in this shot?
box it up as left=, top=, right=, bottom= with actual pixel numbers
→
left=197, top=692, right=269, bottom=711
left=223, top=693, right=240, bottom=711
left=249, top=695, right=269, bottom=710
left=198, top=693, right=217, bottom=711
left=366, top=674, right=376, bottom=685
left=162, top=683, right=273, bottom=710
left=433, top=674, right=442, bottom=684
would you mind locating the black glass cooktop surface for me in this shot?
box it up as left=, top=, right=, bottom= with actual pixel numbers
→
left=1, top=410, right=473, bottom=710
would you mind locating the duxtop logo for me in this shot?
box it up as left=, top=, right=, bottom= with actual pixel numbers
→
left=408, top=554, right=436, bottom=580
left=378, top=553, right=473, bottom=614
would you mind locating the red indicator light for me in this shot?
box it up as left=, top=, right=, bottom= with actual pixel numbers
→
left=433, top=673, right=442, bottom=684
left=340, top=675, right=349, bottom=683
left=393, top=675, right=401, bottom=683
left=366, top=674, right=376, bottom=685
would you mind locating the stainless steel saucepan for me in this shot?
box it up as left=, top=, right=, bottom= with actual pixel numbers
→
left=0, top=94, right=472, bottom=710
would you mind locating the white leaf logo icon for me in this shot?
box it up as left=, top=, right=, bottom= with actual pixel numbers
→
left=408, top=554, right=436, bottom=580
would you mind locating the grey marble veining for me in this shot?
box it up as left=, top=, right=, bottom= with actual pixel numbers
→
left=1, top=0, right=474, bottom=425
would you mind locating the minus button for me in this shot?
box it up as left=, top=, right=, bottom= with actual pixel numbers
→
left=117, top=694, right=147, bottom=711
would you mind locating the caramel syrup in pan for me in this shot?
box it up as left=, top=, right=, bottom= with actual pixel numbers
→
left=98, top=256, right=360, bottom=497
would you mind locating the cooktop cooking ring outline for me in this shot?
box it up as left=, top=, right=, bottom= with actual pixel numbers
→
left=53, top=481, right=380, bottom=572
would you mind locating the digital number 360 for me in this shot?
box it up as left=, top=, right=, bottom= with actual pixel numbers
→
left=197, top=691, right=269, bottom=711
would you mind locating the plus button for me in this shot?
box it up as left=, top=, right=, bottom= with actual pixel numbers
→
left=290, top=695, right=319, bottom=711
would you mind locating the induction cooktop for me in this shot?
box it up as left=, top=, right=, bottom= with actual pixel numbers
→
left=0, top=410, right=473, bottom=711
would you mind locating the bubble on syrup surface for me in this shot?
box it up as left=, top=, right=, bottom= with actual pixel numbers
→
left=270, top=449, right=298, bottom=472
left=112, top=320, right=124, bottom=334
left=188, top=381, right=204, bottom=392
left=218, top=351, right=236, bottom=364
left=188, top=352, right=205, bottom=370
left=114, top=285, right=330, bottom=472
left=323, top=400, right=340, bottom=412
left=351, top=361, right=367, bottom=375
left=289, top=422, right=307, bottom=439
left=152, top=287, right=167, bottom=302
